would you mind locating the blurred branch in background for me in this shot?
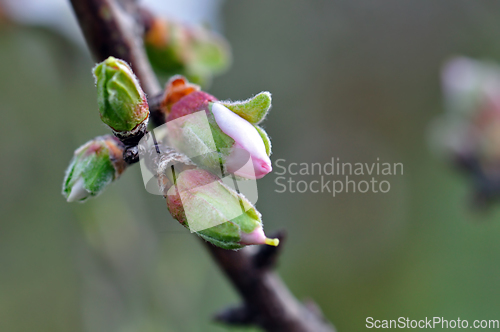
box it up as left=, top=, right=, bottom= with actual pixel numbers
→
left=69, top=0, right=335, bottom=331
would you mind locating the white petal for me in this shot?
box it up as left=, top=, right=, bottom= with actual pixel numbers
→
left=67, top=177, right=90, bottom=202
left=211, top=103, right=272, bottom=178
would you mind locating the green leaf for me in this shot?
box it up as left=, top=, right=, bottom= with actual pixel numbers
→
left=221, top=92, right=271, bottom=124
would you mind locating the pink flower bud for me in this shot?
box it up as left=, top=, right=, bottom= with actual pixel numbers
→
left=165, top=169, right=278, bottom=249
left=163, top=77, right=273, bottom=179
left=211, top=103, right=272, bottom=179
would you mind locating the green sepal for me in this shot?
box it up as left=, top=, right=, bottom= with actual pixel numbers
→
left=82, top=151, right=115, bottom=195
left=254, top=125, right=272, bottom=156
left=195, top=202, right=263, bottom=249
left=220, top=92, right=271, bottom=124
left=166, top=169, right=262, bottom=249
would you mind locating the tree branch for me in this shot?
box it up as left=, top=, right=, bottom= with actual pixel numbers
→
left=208, top=232, right=335, bottom=332
left=70, top=1, right=335, bottom=331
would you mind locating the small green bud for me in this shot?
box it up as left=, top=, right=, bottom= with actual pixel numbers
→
left=166, top=169, right=278, bottom=249
left=144, top=17, right=231, bottom=86
left=145, top=19, right=186, bottom=76
left=188, top=26, right=232, bottom=76
left=93, top=57, right=149, bottom=136
left=62, top=135, right=126, bottom=202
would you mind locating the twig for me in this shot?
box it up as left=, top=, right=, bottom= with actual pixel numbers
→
left=208, top=232, right=335, bottom=332
left=70, top=1, right=335, bottom=331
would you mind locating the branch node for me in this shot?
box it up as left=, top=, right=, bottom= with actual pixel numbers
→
left=123, top=145, right=139, bottom=164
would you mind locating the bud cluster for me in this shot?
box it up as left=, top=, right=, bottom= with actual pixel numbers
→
left=138, top=76, right=278, bottom=248
left=63, top=56, right=149, bottom=203
left=63, top=55, right=279, bottom=249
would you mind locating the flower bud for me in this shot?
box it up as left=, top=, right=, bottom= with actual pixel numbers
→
left=144, top=16, right=231, bottom=86
left=210, top=102, right=272, bottom=179
left=93, top=57, right=149, bottom=140
left=160, top=75, right=201, bottom=117
left=164, top=85, right=273, bottom=179
left=166, top=169, right=278, bottom=249
left=62, top=135, right=126, bottom=202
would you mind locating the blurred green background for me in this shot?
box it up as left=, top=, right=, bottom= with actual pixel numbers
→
left=2, top=0, right=500, bottom=331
